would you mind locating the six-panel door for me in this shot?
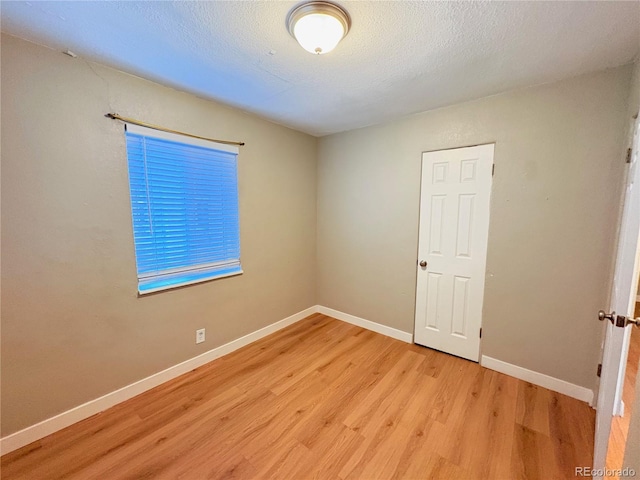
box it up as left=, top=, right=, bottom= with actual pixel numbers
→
left=414, top=144, right=494, bottom=362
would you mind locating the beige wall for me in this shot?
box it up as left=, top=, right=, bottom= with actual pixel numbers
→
left=317, top=65, right=633, bottom=391
left=0, top=34, right=317, bottom=436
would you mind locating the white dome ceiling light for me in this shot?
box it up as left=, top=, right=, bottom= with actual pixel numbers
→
left=286, top=1, right=351, bottom=55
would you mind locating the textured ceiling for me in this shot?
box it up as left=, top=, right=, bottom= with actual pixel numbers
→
left=1, top=1, right=639, bottom=136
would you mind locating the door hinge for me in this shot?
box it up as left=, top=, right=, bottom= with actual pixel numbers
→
left=626, top=148, right=632, bottom=164
left=492, top=164, right=495, bottom=176
left=597, top=363, right=602, bottom=378
left=479, top=328, right=482, bottom=338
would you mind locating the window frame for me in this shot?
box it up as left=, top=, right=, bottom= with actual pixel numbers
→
left=124, top=123, right=242, bottom=295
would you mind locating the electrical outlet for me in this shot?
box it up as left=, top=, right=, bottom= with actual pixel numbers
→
left=196, top=328, right=205, bottom=344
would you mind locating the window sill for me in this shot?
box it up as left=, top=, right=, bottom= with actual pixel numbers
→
left=138, top=266, right=243, bottom=295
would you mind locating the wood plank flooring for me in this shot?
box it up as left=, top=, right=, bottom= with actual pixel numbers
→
left=1, top=314, right=595, bottom=480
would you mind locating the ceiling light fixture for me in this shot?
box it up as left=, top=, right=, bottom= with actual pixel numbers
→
left=286, top=1, right=351, bottom=55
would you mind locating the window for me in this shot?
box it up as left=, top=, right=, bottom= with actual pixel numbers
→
left=125, top=123, right=241, bottom=294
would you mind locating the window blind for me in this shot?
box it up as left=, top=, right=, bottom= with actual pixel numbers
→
left=125, top=123, right=242, bottom=294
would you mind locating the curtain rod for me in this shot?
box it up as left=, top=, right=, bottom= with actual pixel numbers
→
left=105, top=113, right=245, bottom=146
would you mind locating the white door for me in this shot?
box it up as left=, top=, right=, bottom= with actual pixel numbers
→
left=414, top=144, right=494, bottom=362
left=593, top=118, right=640, bottom=477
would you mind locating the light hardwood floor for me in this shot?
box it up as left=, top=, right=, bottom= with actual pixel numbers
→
left=1, top=314, right=595, bottom=480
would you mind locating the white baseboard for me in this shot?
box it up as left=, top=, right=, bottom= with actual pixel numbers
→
left=481, top=355, right=594, bottom=405
left=317, top=306, right=413, bottom=343
left=0, top=305, right=319, bottom=456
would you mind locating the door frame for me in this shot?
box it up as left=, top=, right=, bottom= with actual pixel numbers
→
left=593, top=115, right=640, bottom=476
left=610, top=118, right=640, bottom=418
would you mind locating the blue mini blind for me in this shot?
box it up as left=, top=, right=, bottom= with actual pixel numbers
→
left=125, top=123, right=242, bottom=294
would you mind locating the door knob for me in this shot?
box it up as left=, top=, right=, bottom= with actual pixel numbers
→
left=419, top=260, right=427, bottom=268
left=625, top=317, right=640, bottom=327
left=598, top=310, right=615, bottom=323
